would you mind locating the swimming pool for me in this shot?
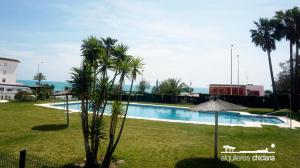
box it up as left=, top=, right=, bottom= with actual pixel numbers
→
left=52, top=103, right=284, bottom=126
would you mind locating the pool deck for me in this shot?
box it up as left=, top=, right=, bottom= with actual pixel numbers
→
left=35, top=101, right=300, bottom=129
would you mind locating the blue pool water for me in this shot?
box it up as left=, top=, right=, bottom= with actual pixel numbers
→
left=53, top=103, right=284, bottom=125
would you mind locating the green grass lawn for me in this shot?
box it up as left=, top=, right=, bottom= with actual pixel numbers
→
left=0, top=101, right=300, bottom=168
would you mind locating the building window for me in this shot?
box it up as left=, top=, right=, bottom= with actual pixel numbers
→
left=0, top=87, right=4, bottom=91
left=2, top=78, right=6, bottom=83
left=4, top=62, right=7, bottom=66
left=3, top=70, right=6, bottom=75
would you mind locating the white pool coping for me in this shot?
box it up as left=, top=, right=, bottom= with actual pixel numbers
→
left=35, top=101, right=300, bottom=129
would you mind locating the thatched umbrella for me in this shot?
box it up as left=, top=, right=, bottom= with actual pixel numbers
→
left=189, top=98, right=247, bottom=159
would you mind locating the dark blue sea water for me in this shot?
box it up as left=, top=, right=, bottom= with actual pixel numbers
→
left=17, top=80, right=70, bottom=91
left=17, top=80, right=209, bottom=93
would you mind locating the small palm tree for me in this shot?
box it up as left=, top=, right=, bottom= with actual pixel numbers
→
left=250, top=18, right=280, bottom=110
left=33, top=72, right=46, bottom=85
left=101, top=37, right=118, bottom=57
left=68, top=65, right=95, bottom=166
left=102, top=55, right=140, bottom=168
left=113, top=57, right=144, bottom=149
left=158, top=78, right=190, bottom=96
left=81, top=36, right=103, bottom=67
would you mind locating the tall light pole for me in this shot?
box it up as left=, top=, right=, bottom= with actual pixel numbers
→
left=237, top=54, right=240, bottom=95
left=37, top=61, right=43, bottom=74
left=230, top=44, right=233, bottom=95
left=237, top=54, right=239, bottom=85
left=36, top=61, right=43, bottom=86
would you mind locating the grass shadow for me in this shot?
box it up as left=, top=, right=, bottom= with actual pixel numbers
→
left=175, top=157, right=239, bottom=168
left=32, top=124, right=68, bottom=131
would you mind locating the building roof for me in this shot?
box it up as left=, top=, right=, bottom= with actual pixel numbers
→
left=0, top=57, right=20, bottom=63
left=0, top=83, right=29, bottom=87
left=209, top=84, right=245, bottom=87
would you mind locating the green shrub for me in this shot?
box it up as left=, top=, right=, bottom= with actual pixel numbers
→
left=15, top=91, right=34, bottom=101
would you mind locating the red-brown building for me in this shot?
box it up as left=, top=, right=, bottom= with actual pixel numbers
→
left=209, top=84, right=264, bottom=96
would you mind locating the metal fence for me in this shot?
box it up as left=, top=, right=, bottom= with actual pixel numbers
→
left=0, top=150, right=59, bottom=168
left=110, top=93, right=298, bottom=108
left=0, top=151, right=19, bottom=168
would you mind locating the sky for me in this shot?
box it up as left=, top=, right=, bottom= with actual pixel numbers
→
left=0, top=0, right=299, bottom=89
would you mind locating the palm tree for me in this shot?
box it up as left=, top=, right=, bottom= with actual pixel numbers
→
left=275, top=7, right=300, bottom=112
left=99, top=43, right=129, bottom=122
left=102, top=55, right=134, bottom=168
left=68, top=65, right=95, bottom=167
left=81, top=36, right=105, bottom=163
left=101, top=37, right=118, bottom=57
left=250, top=18, right=280, bottom=110
left=158, top=78, right=191, bottom=96
left=111, top=43, right=129, bottom=83
left=81, top=36, right=103, bottom=68
left=113, top=57, right=144, bottom=150
left=33, top=72, right=46, bottom=85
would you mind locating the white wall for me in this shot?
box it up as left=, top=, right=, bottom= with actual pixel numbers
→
left=0, top=60, right=18, bottom=85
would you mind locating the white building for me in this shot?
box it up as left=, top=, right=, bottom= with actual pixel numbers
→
left=0, top=57, right=29, bottom=100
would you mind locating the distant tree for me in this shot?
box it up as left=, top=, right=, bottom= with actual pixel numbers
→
left=155, top=78, right=192, bottom=96
left=33, top=72, right=46, bottom=85
left=275, top=59, right=293, bottom=93
left=264, top=90, right=273, bottom=97
left=250, top=18, right=280, bottom=110
left=151, top=80, right=159, bottom=94
left=137, top=79, right=150, bottom=94
left=35, top=84, right=54, bottom=100
left=64, top=86, right=70, bottom=91
left=15, top=91, right=34, bottom=101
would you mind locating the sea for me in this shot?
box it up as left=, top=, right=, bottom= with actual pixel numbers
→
left=17, top=80, right=209, bottom=94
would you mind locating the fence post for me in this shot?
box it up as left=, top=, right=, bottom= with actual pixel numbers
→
left=19, top=149, right=26, bottom=168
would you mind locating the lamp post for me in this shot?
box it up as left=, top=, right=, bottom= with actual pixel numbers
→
left=230, top=44, right=233, bottom=95
left=37, top=61, right=43, bottom=86
left=237, top=55, right=239, bottom=85
left=237, top=54, right=240, bottom=95
left=37, top=61, right=43, bottom=74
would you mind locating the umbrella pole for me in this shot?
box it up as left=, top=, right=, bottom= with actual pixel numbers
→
left=214, top=111, right=218, bottom=159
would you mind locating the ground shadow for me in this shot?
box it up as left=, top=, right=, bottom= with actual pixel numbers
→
left=175, top=158, right=239, bottom=168
left=31, top=124, right=68, bottom=131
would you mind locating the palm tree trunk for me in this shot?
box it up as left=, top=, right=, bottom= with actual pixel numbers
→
left=66, top=94, right=69, bottom=126
left=81, top=99, right=92, bottom=166
left=91, top=69, right=97, bottom=164
left=290, top=42, right=296, bottom=112
left=295, top=42, right=299, bottom=112
left=111, top=77, right=134, bottom=154
left=103, top=74, right=126, bottom=168
left=267, top=50, right=279, bottom=110
left=99, top=70, right=119, bottom=120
